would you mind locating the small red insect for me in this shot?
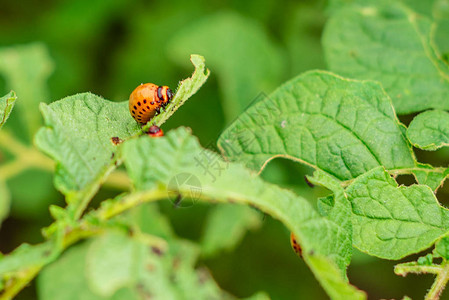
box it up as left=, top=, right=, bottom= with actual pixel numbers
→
left=129, top=83, right=173, bottom=124
left=290, top=232, right=302, bottom=257
left=147, top=125, right=164, bottom=138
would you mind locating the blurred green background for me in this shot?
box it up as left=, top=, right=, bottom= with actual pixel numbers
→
left=0, top=0, right=443, bottom=299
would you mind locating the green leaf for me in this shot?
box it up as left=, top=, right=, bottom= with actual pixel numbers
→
left=323, top=2, right=449, bottom=114
left=412, top=164, right=447, bottom=192
left=122, top=127, right=363, bottom=299
left=433, top=0, right=449, bottom=60
left=34, top=93, right=141, bottom=218
left=0, top=43, right=53, bottom=140
left=218, top=70, right=415, bottom=181
left=37, top=241, right=139, bottom=300
left=123, top=203, right=174, bottom=240
left=0, top=91, right=17, bottom=130
left=167, top=12, right=285, bottom=120
left=346, top=167, right=449, bottom=259
left=39, top=232, right=231, bottom=300
left=201, top=204, right=262, bottom=257
left=0, top=242, right=54, bottom=276
left=142, top=54, right=210, bottom=131
left=435, top=236, right=449, bottom=259
left=85, top=231, right=143, bottom=297
left=305, top=254, right=366, bottom=300
left=417, top=253, right=434, bottom=265
left=161, top=239, right=234, bottom=300
left=407, top=110, right=449, bottom=150
left=317, top=195, right=334, bottom=217
left=0, top=242, right=56, bottom=299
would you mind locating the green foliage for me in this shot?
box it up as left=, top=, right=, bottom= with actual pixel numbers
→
left=304, top=254, right=365, bottom=300
left=3, top=0, right=449, bottom=299
left=38, top=240, right=141, bottom=300
left=35, top=94, right=141, bottom=214
left=85, top=231, right=142, bottom=297
left=435, top=236, right=449, bottom=260
left=0, top=43, right=53, bottom=141
left=218, top=71, right=415, bottom=180
left=122, top=127, right=362, bottom=298
left=167, top=12, right=285, bottom=120
left=412, top=164, right=448, bottom=192
left=143, top=55, right=210, bottom=130
left=201, top=204, right=262, bottom=257
left=323, top=1, right=449, bottom=114
left=407, top=110, right=449, bottom=150
left=346, top=167, right=449, bottom=259
left=0, top=91, right=16, bottom=130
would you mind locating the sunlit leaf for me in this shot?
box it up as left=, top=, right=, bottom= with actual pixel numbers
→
left=122, top=127, right=364, bottom=299
left=34, top=93, right=140, bottom=216
left=218, top=71, right=415, bottom=180
left=323, top=2, right=449, bottom=114
left=407, top=110, right=449, bottom=150
left=346, top=167, right=449, bottom=259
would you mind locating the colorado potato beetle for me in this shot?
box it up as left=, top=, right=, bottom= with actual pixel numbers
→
left=129, top=83, right=173, bottom=124
left=290, top=232, right=302, bottom=257
left=147, top=125, right=164, bottom=138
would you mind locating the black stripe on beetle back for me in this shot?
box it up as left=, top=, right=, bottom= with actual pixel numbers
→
left=166, top=88, right=173, bottom=101
left=157, top=86, right=164, bottom=101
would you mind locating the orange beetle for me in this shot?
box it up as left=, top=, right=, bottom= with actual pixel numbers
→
left=147, top=125, right=164, bottom=138
left=129, top=83, right=173, bottom=124
left=290, top=232, right=302, bottom=257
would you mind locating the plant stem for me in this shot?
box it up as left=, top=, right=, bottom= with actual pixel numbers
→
left=0, top=265, right=41, bottom=300
left=395, top=264, right=442, bottom=276
left=426, top=262, right=449, bottom=300
left=0, top=131, right=54, bottom=178
left=102, top=169, right=130, bottom=190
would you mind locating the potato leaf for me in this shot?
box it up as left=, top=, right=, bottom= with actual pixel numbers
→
left=218, top=71, right=415, bottom=181
left=346, top=167, right=449, bottom=259
left=122, top=127, right=364, bottom=299
left=407, top=110, right=449, bottom=150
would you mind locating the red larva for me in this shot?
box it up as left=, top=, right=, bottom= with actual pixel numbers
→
left=129, top=83, right=173, bottom=124
left=147, top=125, right=164, bottom=138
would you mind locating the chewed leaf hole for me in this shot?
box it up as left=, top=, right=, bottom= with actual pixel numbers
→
left=397, top=113, right=417, bottom=127
left=414, top=148, right=449, bottom=167
left=436, top=181, right=449, bottom=206
left=394, top=174, right=416, bottom=187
